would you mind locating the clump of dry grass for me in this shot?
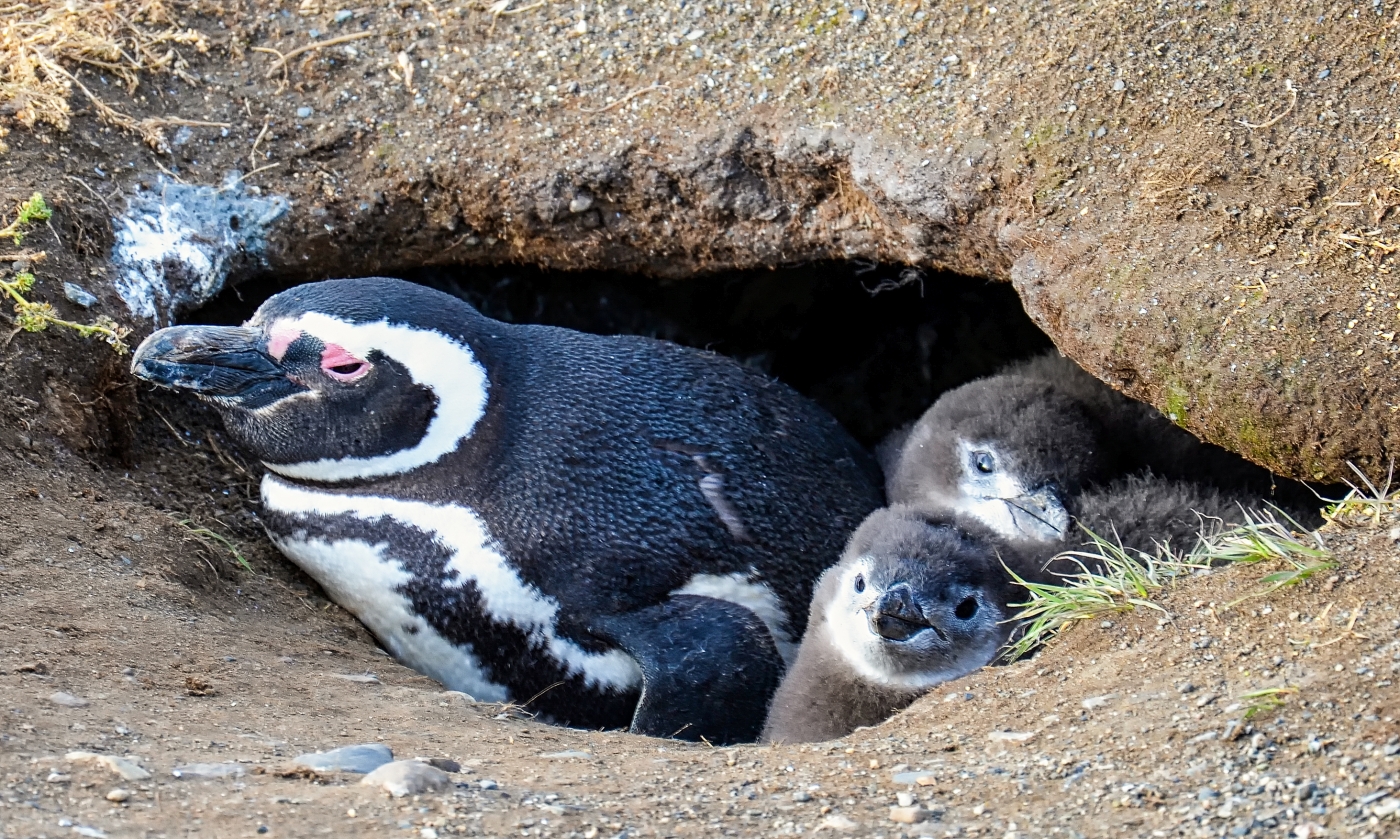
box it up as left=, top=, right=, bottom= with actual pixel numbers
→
left=0, top=1, right=214, bottom=150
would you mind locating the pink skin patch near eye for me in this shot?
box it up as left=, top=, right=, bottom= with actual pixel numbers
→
left=320, top=343, right=371, bottom=382
left=266, top=324, right=303, bottom=361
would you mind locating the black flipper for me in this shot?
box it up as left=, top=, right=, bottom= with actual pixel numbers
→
left=589, top=594, right=784, bottom=745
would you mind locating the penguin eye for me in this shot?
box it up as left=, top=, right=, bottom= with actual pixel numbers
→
left=320, top=344, right=372, bottom=383
left=972, top=451, right=995, bottom=474
left=853, top=574, right=866, bottom=594
left=954, top=597, right=978, bottom=620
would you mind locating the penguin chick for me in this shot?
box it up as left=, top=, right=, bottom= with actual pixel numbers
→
left=884, top=374, right=1108, bottom=543
left=761, top=506, right=1022, bottom=743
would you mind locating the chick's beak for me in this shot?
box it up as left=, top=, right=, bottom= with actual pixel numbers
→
left=131, top=325, right=282, bottom=397
left=870, top=582, right=939, bottom=642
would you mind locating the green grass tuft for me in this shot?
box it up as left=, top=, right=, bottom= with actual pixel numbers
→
left=174, top=518, right=252, bottom=572
left=1004, top=509, right=1333, bottom=660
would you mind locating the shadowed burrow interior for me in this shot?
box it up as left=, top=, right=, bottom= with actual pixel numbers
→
left=192, top=262, right=1055, bottom=447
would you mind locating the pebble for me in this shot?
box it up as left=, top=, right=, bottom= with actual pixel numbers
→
left=568, top=194, right=594, bottom=214
left=888, top=806, right=927, bottom=824
left=331, top=673, right=380, bottom=684
left=1113, top=79, right=1127, bottom=91
left=792, top=791, right=811, bottom=802
left=361, top=760, right=451, bottom=797
left=296, top=106, right=314, bottom=119
left=896, top=792, right=915, bottom=807
left=63, top=282, right=98, bottom=308
left=334, top=9, right=354, bottom=23
left=293, top=743, right=394, bottom=774
left=106, top=788, right=131, bottom=803
left=66, top=752, right=152, bottom=782
left=50, top=691, right=90, bottom=708
left=1081, top=694, right=1114, bottom=709
left=821, top=813, right=858, bottom=831
left=987, top=730, right=1035, bottom=742
left=171, top=762, right=246, bottom=779
left=1177, top=682, right=1196, bottom=694
left=73, top=827, right=107, bottom=839
left=892, top=771, right=936, bottom=786
left=542, top=750, right=592, bottom=759
left=478, top=779, right=499, bottom=790
left=416, top=757, right=461, bottom=773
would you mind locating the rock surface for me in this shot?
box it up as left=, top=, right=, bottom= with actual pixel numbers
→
left=292, top=744, right=395, bottom=775
left=360, top=760, right=452, bottom=798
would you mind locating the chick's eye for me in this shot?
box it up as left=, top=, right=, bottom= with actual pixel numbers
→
left=973, top=451, right=995, bottom=474
left=320, top=344, right=371, bottom=382
left=954, top=597, right=978, bottom=620
left=853, top=574, right=865, bottom=594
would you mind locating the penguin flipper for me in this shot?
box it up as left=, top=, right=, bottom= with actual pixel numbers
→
left=589, top=594, right=783, bottom=745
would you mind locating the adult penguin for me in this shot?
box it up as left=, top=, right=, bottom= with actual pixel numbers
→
left=131, top=277, right=884, bottom=744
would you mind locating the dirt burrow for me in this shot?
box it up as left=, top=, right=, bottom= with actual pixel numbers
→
left=2, top=0, right=1400, bottom=479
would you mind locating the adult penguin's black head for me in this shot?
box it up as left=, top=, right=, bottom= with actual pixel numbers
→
left=886, top=374, right=1106, bottom=543
left=130, top=278, right=490, bottom=483
left=817, top=506, right=1018, bottom=689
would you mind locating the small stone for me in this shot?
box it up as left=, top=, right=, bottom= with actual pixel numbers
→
left=1081, top=694, right=1114, bottom=709
left=361, top=760, right=451, bottom=797
left=543, top=750, right=592, bottom=759
left=334, top=9, right=353, bottom=23
left=821, top=814, right=858, bottom=831
left=1388, top=525, right=1400, bottom=543
left=331, top=673, right=380, bottom=683
left=421, top=830, right=439, bottom=839
left=171, top=762, right=246, bottom=779
left=1099, top=620, right=1113, bottom=629
left=850, top=9, right=867, bottom=24
left=891, top=771, right=936, bottom=786
left=50, top=691, right=89, bottom=708
left=987, top=730, right=1036, bottom=743
left=568, top=194, right=594, bottom=214
left=46, top=771, right=70, bottom=783
left=73, top=827, right=108, bottom=839
left=1371, top=797, right=1399, bottom=818
left=416, top=757, right=460, bottom=773
left=889, top=806, right=927, bottom=824
left=1295, top=781, right=1316, bottom=801
left=1195, top=693, right=1218, bottom=707
left=1317, top=68, right=1331, bottom=79
left=106, top=788, right=131, bottom=802
left=1113, top=79, right=1126, bottom=91
left=1178, top=682, right=1196, bottom=694
left=63, top=283, right=98, bottom=308
left=293, top=743, right=393, bottom=774
left=478, top=779, right=499, bottom=790
left=67, top=752, right=151, bottom=782
left=1198, top=788, right=1220, bottom=801
left=896, top=792, right=915, bottom=807
left=296, top=106, right=314, bottom=119
left=792, top=791, right=811, bottom=802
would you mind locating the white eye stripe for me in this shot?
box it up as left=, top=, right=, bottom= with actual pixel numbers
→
left=262, top=313, right=488, bottom=482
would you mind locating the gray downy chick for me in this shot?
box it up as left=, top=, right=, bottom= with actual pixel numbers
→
left=883, top=373, right=1109, bottom=544
left=761, top=506, right=1024, bottom=744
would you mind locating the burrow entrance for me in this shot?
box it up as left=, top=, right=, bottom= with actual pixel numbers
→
left=195, top=262, right=1054, bottom=447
